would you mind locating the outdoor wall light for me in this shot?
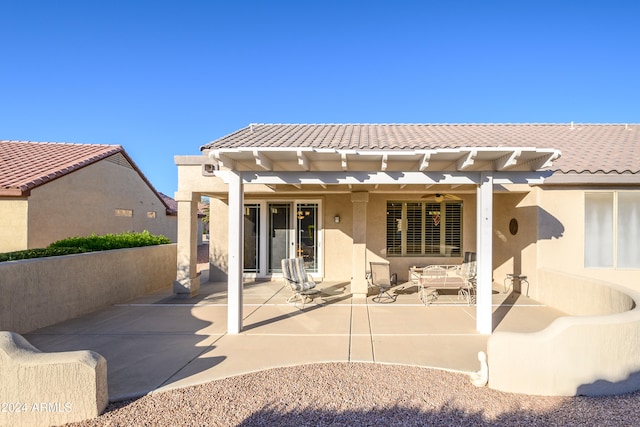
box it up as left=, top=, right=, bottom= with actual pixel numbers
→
left=334, top=215, right=340, bottom=224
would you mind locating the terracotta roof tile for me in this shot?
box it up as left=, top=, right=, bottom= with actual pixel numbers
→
left=0, top=141, right=175, bottom=215
left=202, top=123, right=640, bottom=174
left=0, top=140, right=122, bottom=196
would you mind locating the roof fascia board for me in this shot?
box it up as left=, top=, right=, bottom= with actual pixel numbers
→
left=543, top=173, right=640, bottom=185
left=0, top=188, right=30, bottom=197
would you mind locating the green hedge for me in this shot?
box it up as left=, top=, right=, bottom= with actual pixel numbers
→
left=0, top=231, right=171, bottom=262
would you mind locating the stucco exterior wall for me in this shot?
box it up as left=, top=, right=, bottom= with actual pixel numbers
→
left=492, top=191, right=539, bottom=294
left=208, top=196, right=230, bottom=281
left=535, top=187, right=640, bottom=293
left=323, top=194, right=353, bottom=281
left=0, top=244, right=176, bottom=334
left=0, top=198, right=28, bottom=252
left=25, top=156, right=176, bottom=249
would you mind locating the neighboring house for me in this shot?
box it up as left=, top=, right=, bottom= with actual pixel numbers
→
left=0, top=140, right=177, bottom=252
left=174, top=123, right=640, bottom=334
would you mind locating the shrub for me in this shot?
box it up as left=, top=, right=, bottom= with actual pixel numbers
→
left=0, top=247, right=87, bottom=262
left=49, top=230, right=171, bottom=251
left=0, top=231, right=171, bottom=262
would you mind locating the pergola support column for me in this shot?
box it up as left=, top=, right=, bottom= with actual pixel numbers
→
left=476, top=172, right=493, bottom=334
left=227, top=171, right=244, bottom=334
left=174, top=191, right=200, bottom=298
left=351, top=192, right=369, bottom=298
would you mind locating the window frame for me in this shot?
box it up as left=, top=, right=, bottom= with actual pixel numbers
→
left=585, top=191, right=640, bottom=269
left=386, top=200, right=463, bottom=257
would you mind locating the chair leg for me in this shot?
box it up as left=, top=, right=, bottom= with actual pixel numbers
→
left=372, top=286, right=396, bottom=303
left=419, top=287, right=438, bottom=305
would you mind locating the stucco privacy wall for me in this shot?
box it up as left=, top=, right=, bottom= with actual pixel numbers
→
left=0, top=244, right=176, bottom=334
left=0, top=198, right=28, bottom=252
left=488, top=269, right=640, bottom=396
left=25, top=155, right=177, bottom=249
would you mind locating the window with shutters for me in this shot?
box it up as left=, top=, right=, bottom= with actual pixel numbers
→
left=386, top=201, right=462, bottom=257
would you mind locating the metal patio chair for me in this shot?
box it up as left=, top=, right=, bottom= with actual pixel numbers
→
left=281, top=258, right=317, bottom=305
left=369, top=261, right=397, bottom=303
left=456, top=252, right=477, bottom=304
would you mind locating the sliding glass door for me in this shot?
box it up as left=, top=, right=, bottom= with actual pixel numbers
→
left=243, top=200, right=320, bottom=277
left=268, top=203, right=291, bottom=273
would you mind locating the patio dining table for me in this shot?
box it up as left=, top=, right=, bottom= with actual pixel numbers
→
left=409, top=265, right=472, bottom=305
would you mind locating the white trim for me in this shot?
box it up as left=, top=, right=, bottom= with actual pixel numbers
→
left=243, top=198, right=324, bottom=279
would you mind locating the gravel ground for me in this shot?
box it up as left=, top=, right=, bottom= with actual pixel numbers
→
left=67, top=362, right=640, bottom=426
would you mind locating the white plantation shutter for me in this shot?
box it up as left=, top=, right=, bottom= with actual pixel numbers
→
left=386, top=203, right=402, bottom=255
left=445, top=203, right=462, bottom=257
left=387, top=201, right=463, bottom=257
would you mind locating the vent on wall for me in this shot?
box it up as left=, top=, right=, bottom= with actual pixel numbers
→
left=106, top=153, right=134, bottom=170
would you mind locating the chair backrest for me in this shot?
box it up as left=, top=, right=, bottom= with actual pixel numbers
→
left=281, top=258, right=308, bottom=284
left=459, top=252, right=477, bottom=279
left=421, top=265, right=447, bottom=285
left=369, top=262, right=391, bottom=287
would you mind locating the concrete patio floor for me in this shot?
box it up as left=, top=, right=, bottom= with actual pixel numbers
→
left=24, top=275, right=565, bottom=402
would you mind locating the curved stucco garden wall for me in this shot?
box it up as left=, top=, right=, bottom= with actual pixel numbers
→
left=487, top=269, right=640, bottom=396
left=0, top=244, right=176, bottom=334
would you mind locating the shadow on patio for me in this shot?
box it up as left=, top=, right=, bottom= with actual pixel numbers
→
left=25, top=273, right=565, bottom=402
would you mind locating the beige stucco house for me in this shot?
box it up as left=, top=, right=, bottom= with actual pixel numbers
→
left=0, top=140, right=177, bottom=252
left=174, top=123, right=639, bottom=329
left=174, top=123, right=640, bottom=395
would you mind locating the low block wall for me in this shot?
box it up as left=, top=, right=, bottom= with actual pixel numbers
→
left=0, top=331, right=108, bottom=427
left=488, top=269, right=640, bottom=396
left=0, top=244, right=177, bottom=334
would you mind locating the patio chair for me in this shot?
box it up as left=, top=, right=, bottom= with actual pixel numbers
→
left=418, top=265, right=447, bottom=305
left=369, top=261, right=396, bottom=303
left=456, top=252, right=477, bottom=304
left=281, top=258, right=317, bottom=305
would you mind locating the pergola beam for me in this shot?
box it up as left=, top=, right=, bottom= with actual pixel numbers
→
left=253, top=150, right=273, bottom=171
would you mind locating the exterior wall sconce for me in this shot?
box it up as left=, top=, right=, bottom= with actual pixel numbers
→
left=334, top=215, right=340, bottom=224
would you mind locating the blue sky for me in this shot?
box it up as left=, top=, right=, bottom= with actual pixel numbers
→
left=2, top=1, right=639, bottom=196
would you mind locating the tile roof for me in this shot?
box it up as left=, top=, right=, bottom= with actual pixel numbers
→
left=0, top=140, right=123, bottom=196
left=0, top=141, right=174, bottom=214
left=158, top=192, right=178, bottom=215
left=202, top=123, right=640, bottom=174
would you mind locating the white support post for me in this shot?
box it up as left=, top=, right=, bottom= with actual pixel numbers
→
left=227, top=171, right=244, bottom=334
left=476, top=172, right=493, bottom=334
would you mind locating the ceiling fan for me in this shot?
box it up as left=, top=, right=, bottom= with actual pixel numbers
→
left=421, top=193, right=461, bottom=202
